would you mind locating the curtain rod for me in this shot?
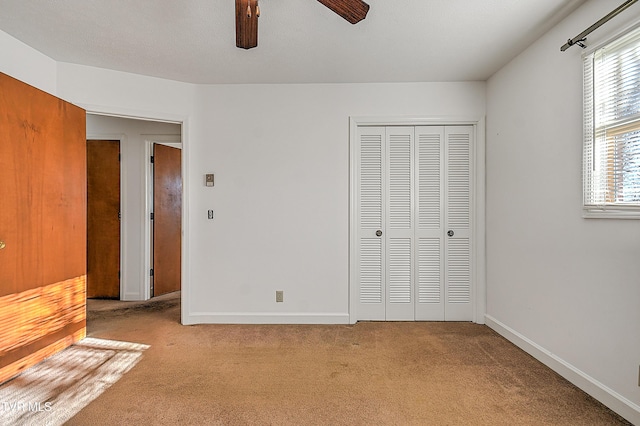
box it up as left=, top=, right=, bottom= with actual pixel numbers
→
left=561, top=0, right=638, bottom=51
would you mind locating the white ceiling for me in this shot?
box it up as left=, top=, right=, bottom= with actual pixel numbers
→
left=0, top=0, right=586, bottom=84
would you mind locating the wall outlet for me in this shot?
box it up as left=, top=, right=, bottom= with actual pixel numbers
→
left=276, top=291, right=284, bottom=303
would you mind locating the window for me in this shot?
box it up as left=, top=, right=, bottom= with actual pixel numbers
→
left=583, top=26, right=640, bottom=218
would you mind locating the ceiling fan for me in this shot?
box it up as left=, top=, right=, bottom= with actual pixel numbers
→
left=236, top=0, right=370, bottom=49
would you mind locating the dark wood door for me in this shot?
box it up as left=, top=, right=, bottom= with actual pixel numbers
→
left=86, top=140, right=121, bottom=299
left=153, top=144, right=182, bottom=297
left=0, top=72, right=86, bottom=384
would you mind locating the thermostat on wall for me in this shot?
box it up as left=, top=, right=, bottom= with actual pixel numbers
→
left=205, top=174, right=214, bottom=187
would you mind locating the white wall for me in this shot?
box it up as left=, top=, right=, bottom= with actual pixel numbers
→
left=53, top=63, right=486, bottom=325
left=486, top=0, right=640, bottom=422
left=0, top=29, right=57, bottom=94
left=188, top=82, right=486, bottom=323
left=86, top=115, right=181, bottom=300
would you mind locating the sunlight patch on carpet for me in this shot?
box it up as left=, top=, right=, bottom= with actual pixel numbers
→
left=0, top=337, right=149, bottom=425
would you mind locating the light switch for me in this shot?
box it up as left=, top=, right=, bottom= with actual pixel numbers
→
left=205, top=174, right=214, bottom=187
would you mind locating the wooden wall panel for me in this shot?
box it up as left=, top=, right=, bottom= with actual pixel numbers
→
left=0, top=72, right=86, bottom=384
left=0, top=73, right=86, bottom=296
left=0, top=277, right=86, bottom=384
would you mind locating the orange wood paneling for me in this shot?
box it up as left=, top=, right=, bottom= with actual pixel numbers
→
left=0, top=73, right=86, bottom=296
left=0, top=72, right=86, bottom=384
left=153, top=144, right=182, bottom=296
left=0, top=277, right=86, bottom=384
left=87, top=140, right=121, bottom=299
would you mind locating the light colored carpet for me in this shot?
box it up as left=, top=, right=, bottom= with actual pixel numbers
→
left=3, top=293, right=632, bottom=425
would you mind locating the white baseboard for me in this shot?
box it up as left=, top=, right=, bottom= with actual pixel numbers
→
left=121, top=292, right=145, bottom=301
left=485, top=315, right=640, bottom=425
left=182, top=312, right=350, bottom=325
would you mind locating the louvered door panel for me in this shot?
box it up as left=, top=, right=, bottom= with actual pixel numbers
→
left=446, top=238, right=470, bottom=304
left=444, top=126, right=473, bottom=321
left=360, top=133, right=383, bottom=230
left=415, top=127, right=445, bottom=320
left=356, top=127, right=385, bottom=320
left=417, top=239, right=440, bottom=304
left=388, top=238, right=411, bottom=304
left=446, top=130, right=471, bottom=229
left=388, top=133, right=412, bottom=229
left=415, top=237, right=444, bottom=320
left=385, top=127, right=414, bottom=320
left=418, top=130, right=442, bottom=229
left=359, top=238, right=383, bottom=303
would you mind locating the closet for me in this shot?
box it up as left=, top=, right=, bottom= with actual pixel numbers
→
left=354, top=125, right=474, bottom=321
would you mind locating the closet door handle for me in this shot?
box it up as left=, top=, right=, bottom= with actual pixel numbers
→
left=447, top=230, right=454, bottom=237
left=376, top=230, right=382, bottom=237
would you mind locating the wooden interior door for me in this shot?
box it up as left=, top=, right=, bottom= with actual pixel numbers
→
left=87, top=140, right=121, bottom=299
left=153, top=143, right=182, bottom=297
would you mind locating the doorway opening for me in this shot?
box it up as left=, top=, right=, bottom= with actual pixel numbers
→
left=86, top=114, right=182, bottom=303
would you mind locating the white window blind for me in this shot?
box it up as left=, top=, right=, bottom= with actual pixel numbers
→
left=584, top=26, right=640, bottom=218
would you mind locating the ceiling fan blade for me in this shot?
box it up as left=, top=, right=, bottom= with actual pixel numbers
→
left=236, top=0, right=258, bottom=49
left=317, top=0, right=370, bottom=24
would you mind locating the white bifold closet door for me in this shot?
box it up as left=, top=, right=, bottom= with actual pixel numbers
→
left=355, top=125, right=473, bottom=321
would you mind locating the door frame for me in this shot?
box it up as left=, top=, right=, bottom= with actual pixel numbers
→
left=349, top=116, right=486, bottom=325
left=144, top=138, right=182, bottom=300
left=82, top=107, right=188, bottom=322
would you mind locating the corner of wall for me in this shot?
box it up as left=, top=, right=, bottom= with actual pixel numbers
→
left=0, top=29, right=57, bottom=95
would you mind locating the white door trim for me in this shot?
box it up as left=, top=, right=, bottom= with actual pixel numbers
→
left=349, top=116, right=486, bottom=324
